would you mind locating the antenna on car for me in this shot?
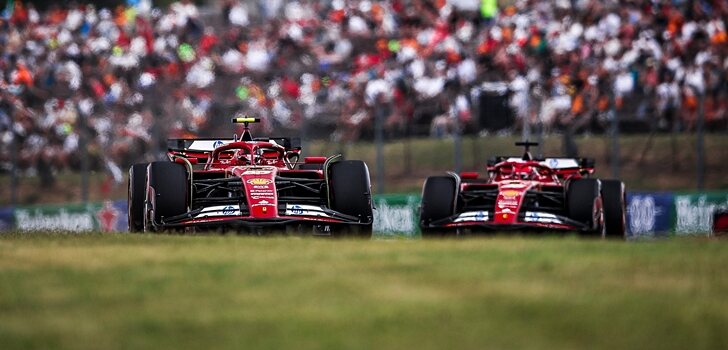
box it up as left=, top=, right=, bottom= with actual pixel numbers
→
left=515, top=140, right=539, bottom=161
left=231, top=116, right=260, bottom=141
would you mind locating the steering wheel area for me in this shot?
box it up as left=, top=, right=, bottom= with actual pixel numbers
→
left=495, top=163, right=554, bottom=181
left=496, top=163, right=516, bottom=180
left=207, top=141, right=286, bottom=169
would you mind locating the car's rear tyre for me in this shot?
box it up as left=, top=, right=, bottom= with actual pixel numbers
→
left=420, top=176, right=457, bottom=237
left=328, top=160, right=373, bottom=238
left=601, top=180, right=626, bottom=239
left=128, top=163, right=148, bottom=232
left=567, top=179, right=604, bottom=237
left=144, top=161, right=188, bottom=232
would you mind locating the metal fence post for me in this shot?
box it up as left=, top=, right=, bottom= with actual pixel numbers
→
left=536, top=113, right=544, bottom=159
left=454, top=117, right=462, bottom=173
left=471, top=87, right=481, bottom=169
left=301, top=113, right=308, bottom=157
left=696, top=91, right=705, bottom=190
left=610, top=89, right=620, bottom=179
left=78, top=109, right=89, bottom=203
left=375, top=105, right=385, bottom=193
left=404, top=124, right=412, bottom=175
left=522, top=82, right=531, bottom=143
left=535, top=85, right=544, bottom=158
left=10, top=111, right=18, bottom=206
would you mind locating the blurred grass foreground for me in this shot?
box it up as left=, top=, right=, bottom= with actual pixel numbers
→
left=1, top=234, right=727, bottom=350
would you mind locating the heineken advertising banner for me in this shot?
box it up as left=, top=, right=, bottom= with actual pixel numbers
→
left=1, top=192, right=727, bottom=235
left=108, top=200, right=129, bottom=232
left=626, top=193, right=674, bottom=238
left=674, top=193, right=728, bottom=235
left=10, top=200, right=127, bottom=232
left=373, top=194, right=421, bottom=237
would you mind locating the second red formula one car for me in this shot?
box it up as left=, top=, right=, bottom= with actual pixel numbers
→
left=419, top=142, right=626, bottom=238
left=714, top=209, right=728, bottom=234
left=128, top=117, right=373, bottom=236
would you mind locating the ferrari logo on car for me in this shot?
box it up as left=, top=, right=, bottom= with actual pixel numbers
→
left=247, top=178, right=272, bottom=185
left=501, top=190, right=519, bottom=198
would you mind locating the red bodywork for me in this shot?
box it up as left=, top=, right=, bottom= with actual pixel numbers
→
left=156, top=135, right=366, bottom=231
left=714, top=210, right=728, bottom=234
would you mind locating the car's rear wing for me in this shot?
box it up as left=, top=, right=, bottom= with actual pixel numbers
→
left=487, top=156, right=595, bottom=178
left=167, top=137, right=301, bottom=152
left=166, top=137, right=301, bottom=167
left=487, top=156, right=594, bottom=169
left=167, top=138, right=235, bottom=152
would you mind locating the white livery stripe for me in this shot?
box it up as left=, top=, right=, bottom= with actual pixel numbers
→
left=187, top=140, right=234, bottom=151
left=285, top=204, right=332, bottom=218
left=523, top=211, right=564, bottom=224
left=454, top=211, right=490, bottom=223
left=504, top=157, right=580, bottom=169
left=194, top=205, right=241, bottom=218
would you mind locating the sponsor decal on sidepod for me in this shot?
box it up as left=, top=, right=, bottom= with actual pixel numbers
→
left=247, top=178, right=272, bottom=185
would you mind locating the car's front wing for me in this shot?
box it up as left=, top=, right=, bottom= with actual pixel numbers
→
left=422, top=210, right=591, bottom=231
left=149, top=204, right=371, bottom=230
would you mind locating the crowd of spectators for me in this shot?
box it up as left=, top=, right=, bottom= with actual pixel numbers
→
left=1, top=0, right=727, bottom=185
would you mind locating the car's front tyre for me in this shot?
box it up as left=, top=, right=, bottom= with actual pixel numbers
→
left=144, top=161, right=188, bottom=232
left=328, top=160, right=373, bottom=238
left=420, top=176, right=458, bottom=238
left=601, top=180, right=626, bottom=239
left=128, top=163, right=148, bottom=232
left=567, top=179, right=604, bottom=237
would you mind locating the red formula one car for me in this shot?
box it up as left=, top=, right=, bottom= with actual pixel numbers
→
left=128, top=118, right=373, bottom=236
left=419, top=142, right=626, bottom=238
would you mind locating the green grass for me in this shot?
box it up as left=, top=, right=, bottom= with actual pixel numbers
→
left=1, top=234, right=727, bottom=349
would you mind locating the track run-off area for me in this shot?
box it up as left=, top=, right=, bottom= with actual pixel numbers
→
left=1, top=233, right=727, bottom=350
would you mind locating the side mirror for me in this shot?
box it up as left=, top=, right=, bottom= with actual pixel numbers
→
left=290, top=137, right=302, bottom=150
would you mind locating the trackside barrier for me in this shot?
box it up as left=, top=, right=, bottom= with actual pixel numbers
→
left=673, top=193, right=728, bottom=235
left=3, top=201, right=127, bottom=232
left=626, top=193, right=674, bottom=238
left=0, top=192, right=726, bottom=236
left=373, top=194, right=421, bottom=237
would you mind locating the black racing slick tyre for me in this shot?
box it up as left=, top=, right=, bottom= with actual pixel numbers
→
left=128, top=163, right=148, bottom=232
left=601, top=180, right=626, bottom=238
left=420, top=176, right=457, bottom=237
left=328, top=160, right=373, bottom=238
left=567, top=179, right=604, bottom=236
left=145, top=161, right=188, bottom=231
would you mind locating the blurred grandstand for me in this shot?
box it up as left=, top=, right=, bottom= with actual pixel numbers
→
left=0, top=0, right=726, bottom=193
